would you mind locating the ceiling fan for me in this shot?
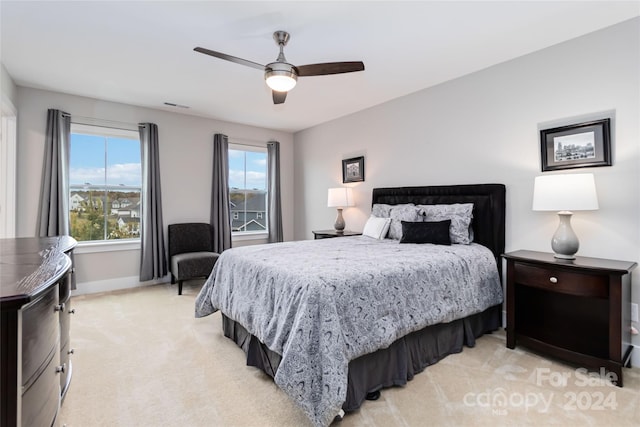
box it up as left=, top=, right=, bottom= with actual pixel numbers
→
left=194, top=31, right=365, bottom=105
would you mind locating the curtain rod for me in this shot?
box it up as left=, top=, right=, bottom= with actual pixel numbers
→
left=228, top=136, right=279, bottom=145
left=63, top=113, right=142, bottom=131
left=228, top=138, right=267, bottom=148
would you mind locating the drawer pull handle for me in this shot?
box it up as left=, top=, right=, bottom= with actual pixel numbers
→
left=55, top=363, right=66, bottom=374
left=68, top=349, right=75, bottom=355
left=549, top=277, right=558, bottom=284
left=69, top=308, right=76, bottom=314
left=54, top=303, right=66, bottom=312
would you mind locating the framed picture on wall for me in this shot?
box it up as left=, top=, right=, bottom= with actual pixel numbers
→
left=540, top=118, right=611, bottom=172
left=342, top=156, right=365, bottom=183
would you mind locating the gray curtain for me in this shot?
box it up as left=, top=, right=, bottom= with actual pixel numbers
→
left=267, top=140, right=283, bottom=243
left=38, top=109, right=71, bottom=237
left=139, top=123, right=167, bottom=281
left=211, top=133, right=232, bottom=252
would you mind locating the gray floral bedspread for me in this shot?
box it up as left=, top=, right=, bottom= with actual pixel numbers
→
left=195, top=236, right=503, bottom=426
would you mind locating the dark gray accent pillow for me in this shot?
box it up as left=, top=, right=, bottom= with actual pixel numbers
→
left=400, top=220, right=452, bottom=245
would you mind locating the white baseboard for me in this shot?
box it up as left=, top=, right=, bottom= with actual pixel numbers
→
left=71, top=275, right=169, bottom=296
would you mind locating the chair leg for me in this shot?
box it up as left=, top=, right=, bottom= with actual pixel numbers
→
left=178, top=280, right=183, bottom=295
left=171, top=274, right=176, bottom=284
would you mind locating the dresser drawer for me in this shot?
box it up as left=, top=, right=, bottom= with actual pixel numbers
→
left=21, top=350, right=60, bottom=427
left=59, top=272, right=71, bottom=304
left=22, top=286, right=60, bottom=387
left=60, top=295, right=71, bottom=349
left=514, top=262, right=608, bottom=298
left=60, top=340, right=73, bottom=398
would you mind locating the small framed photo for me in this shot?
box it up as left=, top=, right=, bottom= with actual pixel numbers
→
left=342, top=156, right=364, bottom=183
left=540, top=118, right=611, bottom=172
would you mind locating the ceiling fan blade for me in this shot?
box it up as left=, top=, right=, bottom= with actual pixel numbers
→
left=194, top=47, right=265, bottom=71
left=272, top=90, right=287, bottom=104
left=296, top=61, right=365, bottom=77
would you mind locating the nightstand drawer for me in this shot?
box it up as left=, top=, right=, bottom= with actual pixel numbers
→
left=514, top=262, right=608, bottom=298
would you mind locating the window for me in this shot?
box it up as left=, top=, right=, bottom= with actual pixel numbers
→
left=229, top=144, right=268, bottom=236
left=69, top=124, right=141, bottom=242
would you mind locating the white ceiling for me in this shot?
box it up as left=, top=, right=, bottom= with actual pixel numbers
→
left=2, top=1, right=638, bottom=133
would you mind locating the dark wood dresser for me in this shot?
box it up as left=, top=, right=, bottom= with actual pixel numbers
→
left=503, top=250, right=636, bottom=387
left=1, top=236, right=77, bottom=426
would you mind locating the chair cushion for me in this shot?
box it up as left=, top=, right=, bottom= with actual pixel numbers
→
left=171, top=251, right=219, bottom=280
left=168, top=223, right=214, bottom=258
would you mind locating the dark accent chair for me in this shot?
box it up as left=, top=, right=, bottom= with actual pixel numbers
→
left=168, top=223, right=219, bottom=295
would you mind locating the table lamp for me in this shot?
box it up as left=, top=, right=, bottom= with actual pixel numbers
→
left=327, top=187, right=354, bottom=232
left=532, top=173, right=599, bottom=259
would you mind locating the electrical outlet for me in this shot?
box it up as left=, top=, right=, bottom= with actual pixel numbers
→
left=632, top=303, right=639, bottom=323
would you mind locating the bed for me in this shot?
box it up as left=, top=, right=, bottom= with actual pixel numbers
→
left=195, top=184, right=506, bottom=426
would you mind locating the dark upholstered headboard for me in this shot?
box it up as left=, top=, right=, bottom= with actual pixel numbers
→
left=371, top=184, right=506, bottom=262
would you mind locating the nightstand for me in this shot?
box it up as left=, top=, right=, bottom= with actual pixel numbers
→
left=503, top=250, right=636, bottom=387
left=312, top=230, right=361, bottom=239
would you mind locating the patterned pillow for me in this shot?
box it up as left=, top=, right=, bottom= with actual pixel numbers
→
left=371, top=203, right=394, bottom=218
left=418, top=203, right=474, bottom=244
left=387, top=204, right=423, bottom=240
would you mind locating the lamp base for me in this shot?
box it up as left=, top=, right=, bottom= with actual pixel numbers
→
left=334, top=208, right=345, bottom=232
left=553, top=253, right=576, bottom=260
left=551, top=211, right=579, bottom=260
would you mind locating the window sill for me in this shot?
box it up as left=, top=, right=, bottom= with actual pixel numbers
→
left=232, top=232, right=268, bottom=242
left=74, top=239, right=141, bottom=254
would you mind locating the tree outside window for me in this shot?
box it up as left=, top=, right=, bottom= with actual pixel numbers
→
left=69, top=124, right=141, bottom=242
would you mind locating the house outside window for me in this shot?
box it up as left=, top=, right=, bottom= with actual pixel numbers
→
left=229, top=144, right=268, bottom=236
left=69, top=124, right=141, bottom=242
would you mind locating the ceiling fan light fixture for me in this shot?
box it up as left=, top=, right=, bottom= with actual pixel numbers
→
left=195, top=30, right=364, bottom=104
left=265, top=62, right=298, bottom=92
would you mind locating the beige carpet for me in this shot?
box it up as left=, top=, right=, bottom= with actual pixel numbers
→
left=59, top=282, right=640, bottom=427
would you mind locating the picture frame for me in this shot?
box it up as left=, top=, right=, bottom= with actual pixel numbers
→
left=540, top=118, right=611, bottom=172
left=342, top=156, right=365, bottom=183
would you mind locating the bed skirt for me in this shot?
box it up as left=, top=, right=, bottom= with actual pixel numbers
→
left=222, top=304, right=502, bottom=413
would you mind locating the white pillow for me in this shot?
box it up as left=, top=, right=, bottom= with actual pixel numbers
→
left=362, top=216, right=391, bottom=240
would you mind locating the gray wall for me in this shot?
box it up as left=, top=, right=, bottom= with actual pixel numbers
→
left=1, top=63, right=18, bottom=238
left=15, top=87, right=294, bottom=292
left=293, top=19, right=639, bottom=353
left=1, top=62, right=17, bottom=106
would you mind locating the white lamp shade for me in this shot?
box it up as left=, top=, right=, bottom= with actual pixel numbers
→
left=532, top=173, right=599, bottom=211
left=327, top=187, right=354, bottom=208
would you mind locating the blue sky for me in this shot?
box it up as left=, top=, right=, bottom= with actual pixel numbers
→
left=229, top=149, right=267, bottom=190
left=70, top=134, right=141, bottom=187
left=70, top=134, right=266, bottom=190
